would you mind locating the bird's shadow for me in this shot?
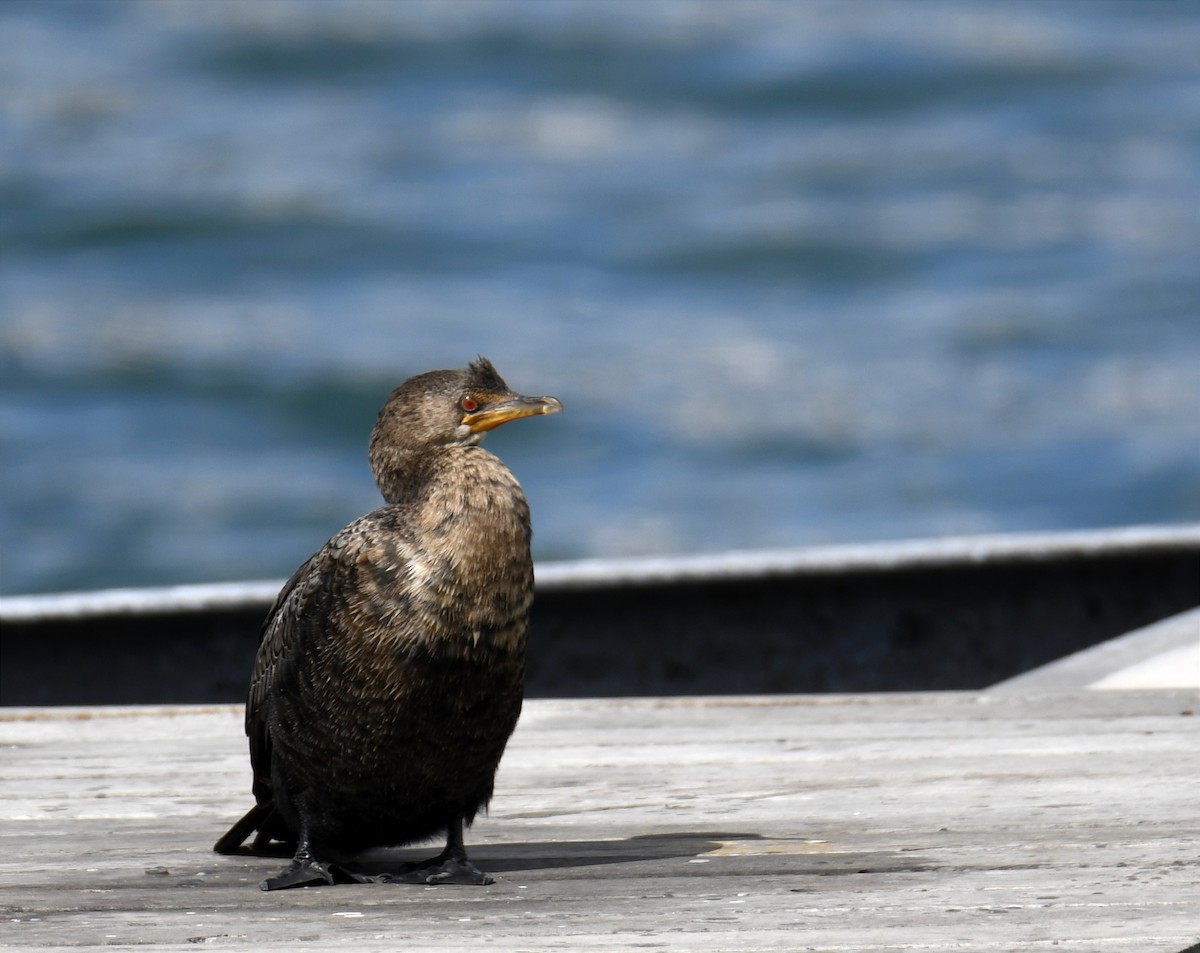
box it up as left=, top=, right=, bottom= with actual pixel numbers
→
left=229, top=831, right=762, bottom=876
left=222, top=832, right=941, bottom=885
left=422, top=831, right=760, bottom=874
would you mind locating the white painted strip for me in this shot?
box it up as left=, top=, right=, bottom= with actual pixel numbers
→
left=1090, top=644, right=1200, bottom=691
left=3, top=523, right=1196, bottom=619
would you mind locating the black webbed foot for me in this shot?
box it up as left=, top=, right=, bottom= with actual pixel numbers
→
left=262, top=857, right=377, bottom=890
left=370, top=853, right=494, bottom=886
left=259, top=817, right=494, bottom=890
left=261, top=847, right=373, bottom=891
left=356, top=816, right=494, bottom=886
left=261, top=856, right=331, bottom=891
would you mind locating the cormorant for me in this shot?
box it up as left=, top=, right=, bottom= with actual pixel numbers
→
left=214, top=357, right=562, bottom=890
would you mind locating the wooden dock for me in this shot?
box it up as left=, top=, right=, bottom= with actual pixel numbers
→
left=3, top=689, right=1197, bottom=951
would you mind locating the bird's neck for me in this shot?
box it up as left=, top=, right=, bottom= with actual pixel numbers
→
left=369, top=445, right=433, bottom=504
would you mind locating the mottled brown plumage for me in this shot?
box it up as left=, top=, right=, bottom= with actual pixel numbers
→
left=214, top=357, right=561, bottom=890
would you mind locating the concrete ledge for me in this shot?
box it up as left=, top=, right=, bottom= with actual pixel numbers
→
left=3, top=524, right=1198, bottom=705
left=5, top=523, right=1197, bottom=620
left=0, top=580, right=282, bottom=622
left=535, top=523, right=1200, bottom=588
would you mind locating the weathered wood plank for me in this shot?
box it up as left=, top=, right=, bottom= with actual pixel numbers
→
left=2, top=692, right=1197, bottom=951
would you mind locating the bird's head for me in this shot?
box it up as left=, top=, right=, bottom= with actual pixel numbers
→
left=369, top=357, right=562, bottom=496
left=452, top=357, right=564, bottom=442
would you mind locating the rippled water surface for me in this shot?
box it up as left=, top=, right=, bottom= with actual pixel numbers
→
left=2, top=0, right=1199, bottom=594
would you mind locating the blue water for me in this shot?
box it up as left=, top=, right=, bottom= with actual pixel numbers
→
left=2, top=0, right=1199, bottom=595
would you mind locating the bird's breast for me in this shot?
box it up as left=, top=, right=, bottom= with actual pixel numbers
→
left=342, top=452, right=534, bottom=669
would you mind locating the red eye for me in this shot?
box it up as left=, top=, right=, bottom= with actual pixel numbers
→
left=461, top=397, right=479, bottom=412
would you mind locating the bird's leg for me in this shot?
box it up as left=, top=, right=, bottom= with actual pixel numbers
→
left=260, top=825, right=370, bottom=890
left=261, top=829, right=333, bottom=891
left=425, top=816, right=495, bottom=885
left=375, top=816, right=494, bottom=886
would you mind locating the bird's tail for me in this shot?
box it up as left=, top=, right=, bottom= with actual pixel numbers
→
left=218, top=796, right=288, bottom=849
left=214, top=802, right=297, bottom=855
left=213, top=803, right=270, bottom=854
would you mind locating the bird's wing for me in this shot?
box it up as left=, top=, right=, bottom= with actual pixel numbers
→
left=243, top=511, right=425, bottom=800
left=244, top=522, right=373, bottom=801
left=245, top=557, right=314, bottom=803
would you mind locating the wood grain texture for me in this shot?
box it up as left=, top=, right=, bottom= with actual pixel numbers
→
left=2, top=691, right=1197, bottom=951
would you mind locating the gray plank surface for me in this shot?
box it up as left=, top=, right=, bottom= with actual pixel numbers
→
left=2, top=691, right=1198, bottom=952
